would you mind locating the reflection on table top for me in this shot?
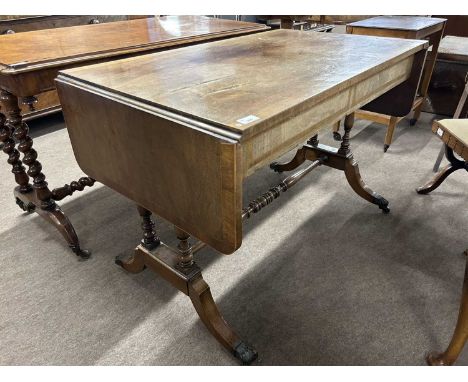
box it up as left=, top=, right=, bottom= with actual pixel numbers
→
left=0, top=16, right=268, bottom=72
left=61, top=29, right=427, bottom=137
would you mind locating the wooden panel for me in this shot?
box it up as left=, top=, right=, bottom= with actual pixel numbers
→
left=60, top=29, right=426, bottom=140
left=56, top=77, right=242, bottom=255
left=0, top=16, right=268, bottom=72
left=242, top=55, right=414, bottom=174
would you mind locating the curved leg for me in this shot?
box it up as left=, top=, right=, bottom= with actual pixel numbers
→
left=427, top=252, right=468, bottom=366
left=115, top=248, right=146, bottom=273
left=188, top=275, right=258, bottom=364
left=13, top=187, right=90, bottom=259
left=417, top=146, right=466, bottom=195
left=344, top=158, right=389, bottom=213
left=416, top=164, right=459, bottom=195
left=270, top=146, right=306, bottom=173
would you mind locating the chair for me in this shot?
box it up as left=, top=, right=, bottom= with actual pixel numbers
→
left=417, top=119, right=468, bottom=195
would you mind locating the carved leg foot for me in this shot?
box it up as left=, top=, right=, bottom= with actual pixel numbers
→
left=188, top=275, right=258, bottom=365
left=344, top=157, right=390, bottom=213
left=15, top=196, right=35, bottom=213
left=115, top=250, right=146, bottom=273
left=270, top=147, right=306, bottom=173
left=14, top=187, right=90, bottom=260
left=426, top=254, right=468, bottom=366
left=416, top=164, right=458, bottom=195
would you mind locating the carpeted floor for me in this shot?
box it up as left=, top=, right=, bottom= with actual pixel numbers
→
left=0, top=111, right=467, bottom=365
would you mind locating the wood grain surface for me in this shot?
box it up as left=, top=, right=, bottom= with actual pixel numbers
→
left=0, top=16, right=268, bottom=73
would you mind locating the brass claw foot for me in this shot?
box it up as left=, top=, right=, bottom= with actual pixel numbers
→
left=409, top=118, right=417, bottom=126
left=383, top=144, right=390, bottom=153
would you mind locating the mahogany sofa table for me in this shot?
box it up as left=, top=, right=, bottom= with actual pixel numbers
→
left=334, top=16, right=446, bottom=152
left=0, top=15, right=268, bottom=258
left=56, top=29, right=427, bottom=363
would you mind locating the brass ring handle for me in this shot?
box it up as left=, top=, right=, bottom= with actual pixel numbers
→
left=1, top=29, right=15, bottom=34
left=89, top=19, right=100, bottom=24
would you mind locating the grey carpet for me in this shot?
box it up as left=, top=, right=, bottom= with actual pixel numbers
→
left=0, top=111, right=467, bottom=365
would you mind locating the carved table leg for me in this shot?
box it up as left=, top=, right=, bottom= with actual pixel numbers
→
left=116, top=227, right=257, bottom=364
left=270, top=146, right=306, bottom=173
left=427, top=251, right=468, bottom=366
left=343, top=157, right=390, bottom=213
left=417, top=146, right=467, bottom=195
left=0, top=91, right=33, bottom=197
left=2, top=90, right=89, bottom=259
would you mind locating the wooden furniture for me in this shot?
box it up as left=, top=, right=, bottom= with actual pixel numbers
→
left=427, top=250, right=468, bottom=366
left=432, top=37, right=468, bottom=172
left=0, top=16, right=268, bottom=258
left=417, top=119, right=468, bottom=195
left=56, top=29, right=427, bottom=363
left=418, top=121, right=468, bottom=366
left=0, top=15, right=148, bottom=121
left=333, top=16, right=446, bottom=152
left=424, top=36, right=468, bottom=120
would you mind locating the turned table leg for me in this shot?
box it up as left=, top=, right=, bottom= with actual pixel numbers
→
left=1, top=90, right=89, bottom=259
left=116, top=226, right=257, bottom=364
left=427, top=251, right=468, bottom=366
left=0, top=91, right=33, bottom=197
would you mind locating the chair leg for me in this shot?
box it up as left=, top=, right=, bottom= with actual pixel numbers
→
left=384, top=116, right=398, bottom=152
left=427, top=252, right=468, bottom=365
left=433, top=143, right=446, bottom=173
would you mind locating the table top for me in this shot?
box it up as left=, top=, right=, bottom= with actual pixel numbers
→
left=437, top=35, right=468, bottom=62
left=0, top=16, right=268, bottom=73
left=348, top=16, right=445, bottom=31
left=60, top=29, right=426, bottom=139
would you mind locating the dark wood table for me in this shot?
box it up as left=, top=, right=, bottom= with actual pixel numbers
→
left=334, top=16, right=446, bottom=152
left=0, top=15, right=149, bottom=120
left=0, top=15, right=268, bottom=258
left=56, top=29, right=427, bottom=363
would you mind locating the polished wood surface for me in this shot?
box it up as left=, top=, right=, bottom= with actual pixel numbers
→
left=57, top=29, right=426, bottom=253
left=61, top=29, right=424, bottom=137
left=0, top=16, right=268, bottom=73
left=0, top=15, right=268, bottom=258
left=57, top=29, right=427, bottom=362
left=0, top=15, right=149, bottom=119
